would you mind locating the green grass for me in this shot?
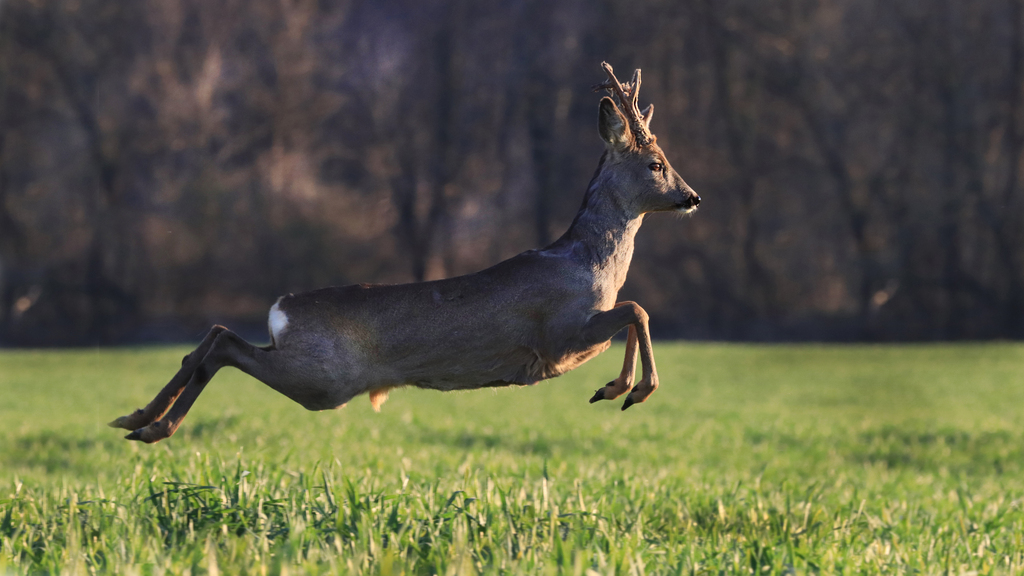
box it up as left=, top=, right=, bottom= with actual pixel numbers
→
left=1, top=343, right=1024, bottom=574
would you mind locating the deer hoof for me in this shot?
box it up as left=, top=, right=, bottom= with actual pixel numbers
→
left=125, top=421, right=173, bottom=443
left=621, top=395, right=636, bottom=411
left=109, top=409, right=144, bottom=430
left=589, top=387, right=608, bottom=403
left=108, top=416, right=129, bottom=429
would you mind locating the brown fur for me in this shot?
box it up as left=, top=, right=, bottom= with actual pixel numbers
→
left=368, top=386, right=394, bottom=412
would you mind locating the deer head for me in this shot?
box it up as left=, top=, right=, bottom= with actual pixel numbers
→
left=592, top=62, right=700, bottom=216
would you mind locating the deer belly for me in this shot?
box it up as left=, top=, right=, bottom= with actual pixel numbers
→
left=466, top=341, right=612, bottom=388
left=391, top=340, right=606, bottom=392
left=522, top=342, right=611, bottom=381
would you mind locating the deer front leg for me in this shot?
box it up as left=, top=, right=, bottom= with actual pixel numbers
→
left=589, top=323, right=637, bottom=403
left=580, top=301, right=658, bottom=411
left=109, top=325, right=227, bottom=431
left=125, top=329, right=260, bottom=443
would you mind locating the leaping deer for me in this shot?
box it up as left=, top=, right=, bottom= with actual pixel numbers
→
left=110, top=62, right=700, bottom=443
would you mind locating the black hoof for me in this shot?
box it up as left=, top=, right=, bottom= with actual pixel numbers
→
left=124, top=429, right=143, bottom=441
left=589, top=387, right=607, bottom=403
left=621, top=395, right=636, bottom=411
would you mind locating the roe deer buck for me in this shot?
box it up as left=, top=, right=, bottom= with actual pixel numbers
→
left=109, top=62, right=700, bottom=443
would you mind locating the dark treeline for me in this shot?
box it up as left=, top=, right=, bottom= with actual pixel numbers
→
left=1, top=0, right=1022, bottom=345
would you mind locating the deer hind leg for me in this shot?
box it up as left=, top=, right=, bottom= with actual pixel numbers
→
left=123, top=329, right=266, bottom=443
left=589, top=324, right=637, bottom=403
left=109, top=325, right=228, bottom=431
left=580, top=301, right=658, bottom=411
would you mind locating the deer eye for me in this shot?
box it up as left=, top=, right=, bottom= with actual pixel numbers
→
left=649, top=162, right=664, bottom=173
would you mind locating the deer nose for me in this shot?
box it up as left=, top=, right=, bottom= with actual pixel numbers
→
left=690, top=194, right=701, bottom=207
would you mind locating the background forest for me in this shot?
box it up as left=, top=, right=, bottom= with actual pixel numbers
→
left=1, top=0, right=1023, bottom=345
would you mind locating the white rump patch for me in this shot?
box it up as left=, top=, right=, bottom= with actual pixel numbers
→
left=268, top=300, right=289, bottom=344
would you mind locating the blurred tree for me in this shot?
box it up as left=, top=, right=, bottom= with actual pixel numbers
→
left=1, top=0, right=1023, bottom=344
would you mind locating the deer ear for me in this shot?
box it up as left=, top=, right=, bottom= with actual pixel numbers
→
left=598, top=97, right=630, bottom=149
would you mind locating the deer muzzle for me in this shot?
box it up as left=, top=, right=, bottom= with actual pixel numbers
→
left=676, top=192, right=700, bottom=213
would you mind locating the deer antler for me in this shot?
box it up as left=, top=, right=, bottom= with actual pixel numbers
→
left=592, top=62, right=654, bottom=147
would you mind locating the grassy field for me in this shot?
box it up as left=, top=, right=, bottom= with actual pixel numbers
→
left=1, top=342, right=1024, bottom=574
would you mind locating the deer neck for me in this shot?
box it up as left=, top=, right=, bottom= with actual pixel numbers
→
left=548, top=183, right=644, bottom=291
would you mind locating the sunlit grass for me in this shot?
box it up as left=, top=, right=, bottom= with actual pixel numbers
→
left=1, top=343, right=1024, bottom=574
